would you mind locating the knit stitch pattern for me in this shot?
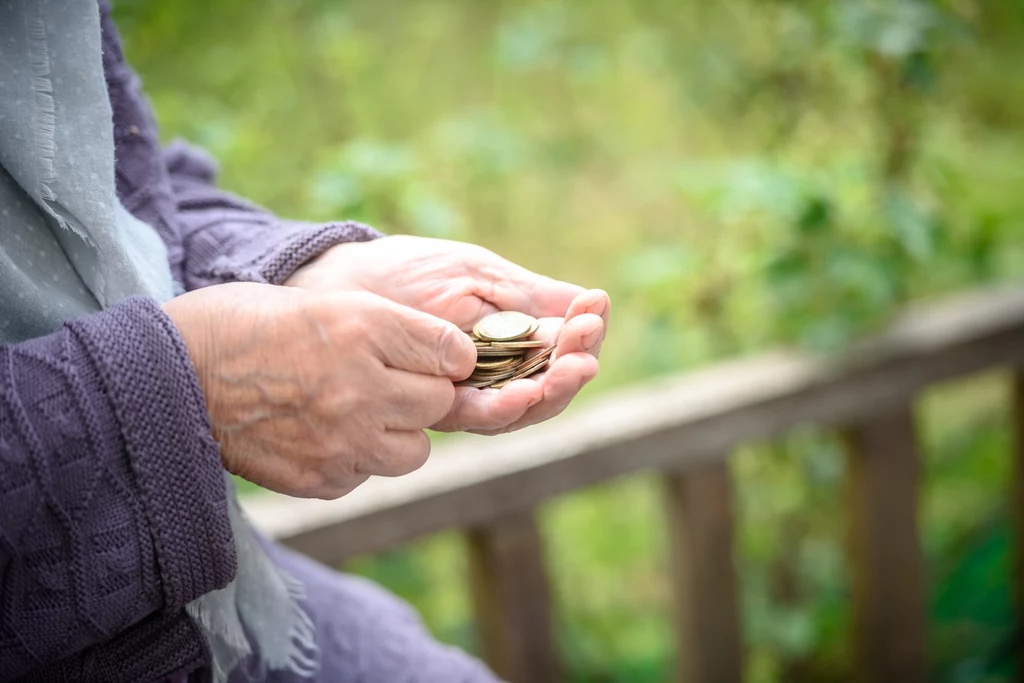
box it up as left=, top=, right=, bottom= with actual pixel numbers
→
left=0, top=299, right=233, bottom=682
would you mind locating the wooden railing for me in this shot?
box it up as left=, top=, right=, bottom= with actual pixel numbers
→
left=242, top=286, right=1024, bottom=683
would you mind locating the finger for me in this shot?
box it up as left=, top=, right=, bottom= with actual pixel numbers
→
left=380, top=369, right=456, bottom=430
left=515, top=295, right=607, bottom=357
left=431, top=380, right=542, bottom=433
left=470, top=249, right=584, bottom=318
left=550, top=312, right=604, bottom=360
left=240, top=452, right=370, bottom=501
left=562, top=290, right=609, bottom=357
left=361, top=296, right=477, bottom=379
left=523, top=316, right=563, bottom=347
left=365, top=429, right=432, bottom=477
left=471, top=351, right=599, bottom=435
left=457, top=300, right=501, bottom=333
left=565, top=289, right=611, bottom=335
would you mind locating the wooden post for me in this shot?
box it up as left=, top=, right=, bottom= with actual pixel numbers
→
left=466, top=511, right=561, bottom=683
left=843, top=406, right=927, bottom=683
left=663, top=460, right=743, bottom=683
left=1011, top=369, right=1024, bottom=683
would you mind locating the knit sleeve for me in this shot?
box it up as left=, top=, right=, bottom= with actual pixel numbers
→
left=163, top=140, right=382, bottom=290
left=0, top=298, right=235, bottom=681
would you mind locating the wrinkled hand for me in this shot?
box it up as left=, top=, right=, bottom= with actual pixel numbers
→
left=163, top=283, right=476, bottom=498
left=285, top=235, right=609, bottom=434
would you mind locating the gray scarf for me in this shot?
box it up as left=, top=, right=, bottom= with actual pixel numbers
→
left=0, top=1, right=317, bottom=680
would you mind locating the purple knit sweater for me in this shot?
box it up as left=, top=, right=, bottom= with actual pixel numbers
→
left=0, top=3, right=379, bottom=682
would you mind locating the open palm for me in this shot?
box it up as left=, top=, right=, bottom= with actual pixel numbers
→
left=286, top=235, right=609, bottom=434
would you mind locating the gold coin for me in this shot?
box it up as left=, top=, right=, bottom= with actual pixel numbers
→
left=508, top=347, right=554, bottom=373
left=521, top=345, right=555, bottom=364
left=490, top=347, right=553, bottom=388
left=492, top=359, right=549, bottom=387
left=475, top=347, right=529, bottom=357
left=475, top=356, right=522, bottom=370
left=457, top=378, right=499, bottom=388
left=488, top=340, right=546, bottom=350
left=469, top=368, right=520, bottom=382
left=473, top=311, right=538, bottom=342
left=472, top=362, right=523, bottom=374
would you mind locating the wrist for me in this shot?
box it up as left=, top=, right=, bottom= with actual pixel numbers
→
left=283, top=240, right=366, bottom=291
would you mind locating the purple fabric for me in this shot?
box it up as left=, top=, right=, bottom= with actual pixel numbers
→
left=0, top=3, right=498, bottom=683
left=226, top=539, right=499, bottom=683
left=0, top=299, right=231, bottom=682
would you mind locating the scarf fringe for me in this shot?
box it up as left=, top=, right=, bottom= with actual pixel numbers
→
left=26, top=5, right=57, bottom=204
left=26, top=2, right=91, bottom=243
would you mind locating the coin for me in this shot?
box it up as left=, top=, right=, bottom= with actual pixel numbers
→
left=469, top=369, right=521, bottom=382
left=475, top=347, right=529, bottom=357
left=460, top=378, right=500, bottom=389
left=473, top=311, right=538, bottom=342
left=488, top=340, right=546, bottom=350
left=458, top=310, right=554, bottom=389
left=475, top=356, right=522, bottom=370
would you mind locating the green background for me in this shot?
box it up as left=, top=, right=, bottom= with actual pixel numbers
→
left=115, top=1, right=1024, bottom=680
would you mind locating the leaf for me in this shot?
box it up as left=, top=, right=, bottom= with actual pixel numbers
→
left=796, top=196, right=832, bottom=236
left=834, top=0, right=940, bottom=58
left=884, top=190, right=937, bottom=262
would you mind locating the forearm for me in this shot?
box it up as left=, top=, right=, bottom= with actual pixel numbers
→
left=164, top=141, right=381, bottom=290
left=0, top=299, right=235, bottom=680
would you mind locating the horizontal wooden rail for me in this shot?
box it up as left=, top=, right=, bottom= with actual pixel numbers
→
left=243, top=286, right=1024, bottom=565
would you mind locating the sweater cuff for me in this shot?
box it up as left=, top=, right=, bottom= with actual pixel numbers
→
left=203, top=219, right=382, bottom=286
left=68, top=297, right=236, bottom=611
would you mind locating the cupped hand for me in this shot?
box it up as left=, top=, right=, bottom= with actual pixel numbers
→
left=285, top=235, right=609, bottom=434
left=162, top=282, right=476, bottom=499
left=438, top=288, right=608, bottom=434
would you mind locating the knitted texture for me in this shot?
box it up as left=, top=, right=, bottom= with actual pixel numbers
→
left=0, top=299, right=233, bottom=682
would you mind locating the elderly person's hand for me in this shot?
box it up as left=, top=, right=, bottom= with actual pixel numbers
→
left=284, top=235, right=609, bottom=435
left=163, top=283, right=476, bottom=498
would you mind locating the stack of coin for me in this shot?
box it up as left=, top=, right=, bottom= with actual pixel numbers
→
left=458, top=311, right=555, bottom=389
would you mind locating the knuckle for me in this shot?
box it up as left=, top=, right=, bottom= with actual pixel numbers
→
left=341, top=313, right=373, bottom=345
left=404, top=432, right=431, bottom=473
left=352, top=436, right=385, bottom=474
left=292, top=467, right=328, bottom=499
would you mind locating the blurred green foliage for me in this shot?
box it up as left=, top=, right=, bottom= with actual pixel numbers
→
left=116, top=0, right=1024, bottom=680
